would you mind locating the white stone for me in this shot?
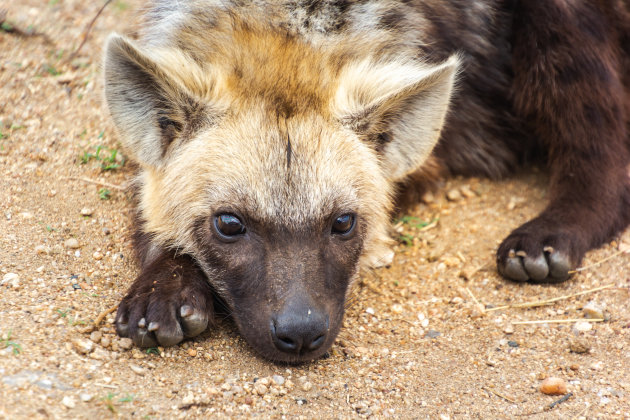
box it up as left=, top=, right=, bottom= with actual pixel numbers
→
left=583, top=301, right=605, bottom=319
left=574, top=321, right=593, bottom=333
left=79, top=393, right=93, bottom=402
left=62, top=396, right=76, bottom=409
left=72, top=339, right=94, bottom=355
left=64, top=238, right=80, bottom=249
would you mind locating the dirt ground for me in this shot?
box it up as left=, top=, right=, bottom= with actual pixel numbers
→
left=1, top=2, right=629, bottom=419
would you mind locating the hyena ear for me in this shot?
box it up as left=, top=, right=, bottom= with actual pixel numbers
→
left=332, top=56, right=459, bottom=181
left=104, top=34, right=204, bottom=167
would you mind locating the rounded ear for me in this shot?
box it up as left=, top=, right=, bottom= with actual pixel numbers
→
left=104, top=34, right=206, bottom=167
left=332, top=55, right=459, bottom=181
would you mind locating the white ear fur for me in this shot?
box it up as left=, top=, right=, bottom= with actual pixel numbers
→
left=332, top=55, right=459, bottom=181
left=103, top=34, right=201, bottom=168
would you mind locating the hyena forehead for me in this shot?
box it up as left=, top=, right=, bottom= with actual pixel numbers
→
left=141, top=0, right=423, bottom=48
left=164, top=110, right=389, bottom=225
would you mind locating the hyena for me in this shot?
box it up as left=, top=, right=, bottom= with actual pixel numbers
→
left=104, top=0, right=630, bottom=362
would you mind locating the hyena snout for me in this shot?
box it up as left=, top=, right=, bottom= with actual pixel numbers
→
left=271, top=295, right=329, bottom=355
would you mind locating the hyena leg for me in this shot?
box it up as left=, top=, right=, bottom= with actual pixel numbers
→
left=116, top=251, right=214, bottom=347
left=498, top=1, right=630, bottom=282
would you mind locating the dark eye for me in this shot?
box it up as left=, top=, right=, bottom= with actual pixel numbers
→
left=332, top=214, right=356, bottom=236
left=214, top=214, right=246, bottom=238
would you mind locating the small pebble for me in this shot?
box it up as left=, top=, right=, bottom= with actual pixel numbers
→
left=569, top=336, right=591, bottom=354
left=92, top=251, right=103, bottom=261
left=118, top=338, right=133, bottom=351
left=79, top=393, right=93, bottom=402
left=100, top=336, right=111, bottom=348
left=446, top=188, right=462, bottom=201
left=573, top=321, right=593, bottom=333
left=188, top=348, right=197, bottom=357
left=365, top=307, right=375, bottom=315
left=272, top=375, right=285, bottom=386
left=582, top=301, right=605, bottom=319
left=421, top=191, right=435, bottom=203
left=130, top=363, right=146, bottom=375
left=1, top=273, right=20, bottom=288
left=301, top=382, right=313, bottom=392
left=507, top=340, right=519, bottom=348
left=62, top=396, right=76, bottom=409
left=391, top=304, right=404, bottom=314
left=181, top=391, right=195, bottom=405
left=89, top=331, right=102, bottom=343
left=34, top=245, right=49, bottom=255
left=254, top=382, right=268, bottom=395
left=540, top=377, right=567, bottom=395
left=80, top=208, right=93, bottom=217
left=503, top=324, right=515, bottom=334
left=442, top=256, right=460, bottom=267
left=72, top=339, right=94, bottom=355
left=425, top=330, right=441, bottom=339
left=64, top=238, right=80, bottom=249
left=89, top=348, right=109, bottom=360
left=460, top=185, right=476, bottom=198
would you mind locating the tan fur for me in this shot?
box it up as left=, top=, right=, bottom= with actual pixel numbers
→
left=104, top=4, right=457, bottom=286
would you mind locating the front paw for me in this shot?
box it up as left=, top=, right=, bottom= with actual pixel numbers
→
left=115, top=255, right=214, bottom=347
left=496, top=218, right=584, bottom=283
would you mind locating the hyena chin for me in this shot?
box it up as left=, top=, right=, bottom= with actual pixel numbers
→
left=104, top=3, right=457, bottom=362
left=105, top=1, right=630, bottom=362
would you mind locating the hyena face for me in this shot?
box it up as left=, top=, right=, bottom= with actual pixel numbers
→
left=104, top=18, right=457, bottom=361
left=138, top=111, right=390, bottom=361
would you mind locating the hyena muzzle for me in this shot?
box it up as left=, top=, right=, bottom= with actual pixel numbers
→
left=104, top=0, right=630, bottom=362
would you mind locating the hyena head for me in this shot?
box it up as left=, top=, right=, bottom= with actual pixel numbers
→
left=104, top=18, right=457, bottom=362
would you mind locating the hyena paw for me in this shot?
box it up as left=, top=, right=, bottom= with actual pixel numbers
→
left=496, top=218, right=583, bottom=283
left=115, top=256, right=213, bottom=348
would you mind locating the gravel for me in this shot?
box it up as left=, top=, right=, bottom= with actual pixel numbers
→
left=64, top=238, right=80, bottom=249
left=1, top=5, right=629, bottom=417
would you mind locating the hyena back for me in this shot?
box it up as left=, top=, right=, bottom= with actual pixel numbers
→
left=104, top=0, right=630, bottom=362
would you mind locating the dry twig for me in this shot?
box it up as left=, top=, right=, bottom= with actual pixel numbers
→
left=69, top=0, right=113, bottom=59
left=80, top=304, right=118, bottom=333
left=0, top=8, right=53, bottom=44
left=512, top=318, right=604, bottom=325
left=486, top=284, right=614, bottom=312
left=465, top=287, right=483, bottom=311
left=482, top=386, right=517, bottom=403
left=571, top=403, right=589, bottom=420
left=94, top=305, right=118, bottom=328
left=569, top=249, right=627, bottom=273
left=64, top=176, right=126, bottom=191
left=547, top=392, right=573, bottom=410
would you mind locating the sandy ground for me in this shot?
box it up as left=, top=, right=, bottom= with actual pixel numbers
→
left=1, top=2, right=629, bottom=419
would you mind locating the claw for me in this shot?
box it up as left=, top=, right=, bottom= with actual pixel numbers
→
left=523, top=254, right=549, bottom=281
left=180, top=305, right=194, bottom=318
left=502, top=256, right=529, bottom=282
left=548, top=252, right=571, bottom=281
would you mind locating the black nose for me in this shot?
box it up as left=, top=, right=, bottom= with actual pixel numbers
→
left=271, top=304, right=328, bottom=355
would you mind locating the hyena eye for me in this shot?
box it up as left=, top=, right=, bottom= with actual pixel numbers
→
left=331, top=214, right=356, bottom=236
left=214, top=214, right=246, bottom=238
